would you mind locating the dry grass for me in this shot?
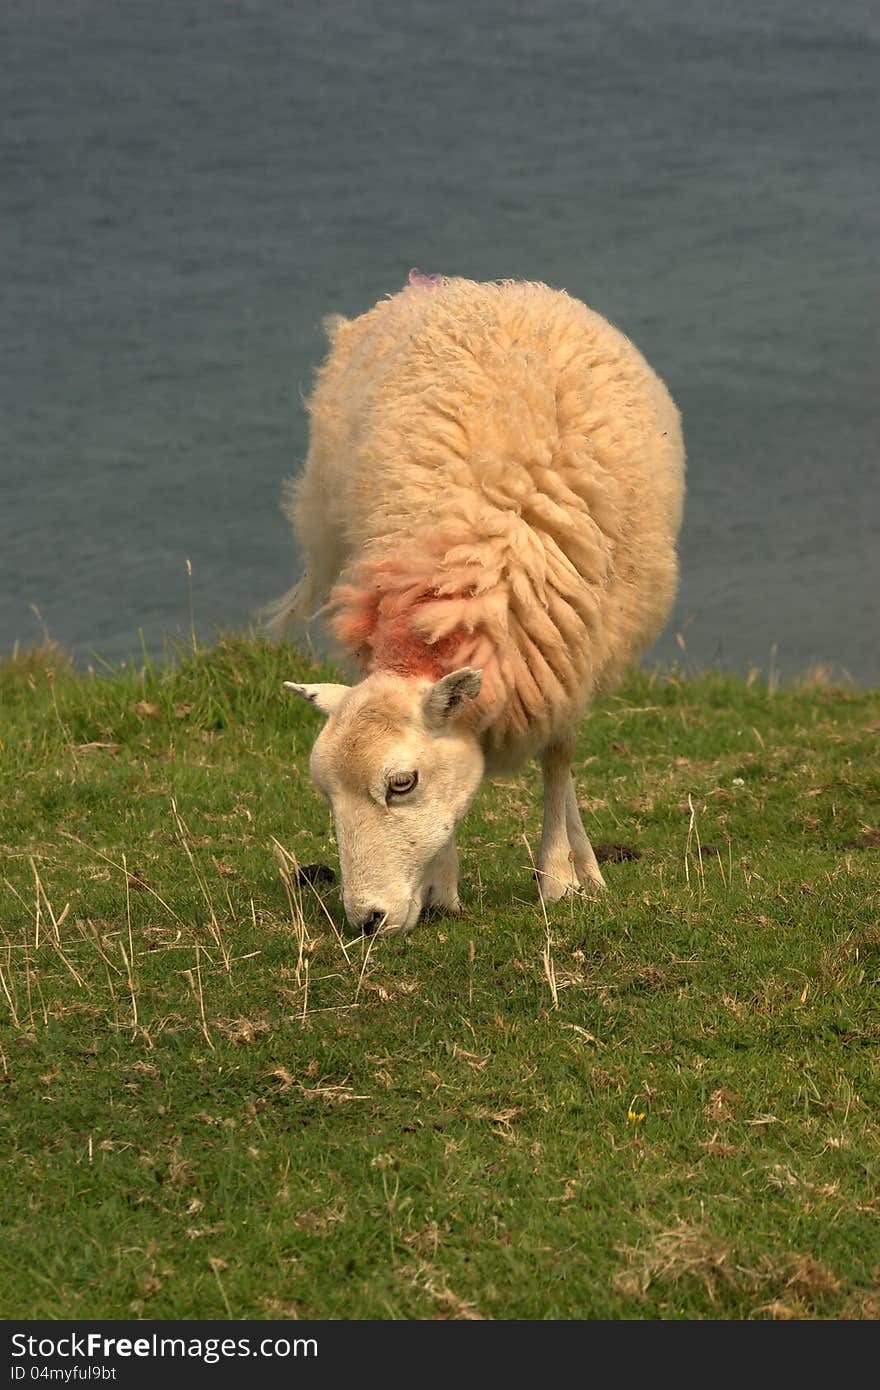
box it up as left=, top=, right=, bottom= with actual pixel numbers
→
left=614, top=1220, right=739, bottom=1304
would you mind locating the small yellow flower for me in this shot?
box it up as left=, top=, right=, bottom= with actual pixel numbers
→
left=627, top=1109, right=646, bottom=1124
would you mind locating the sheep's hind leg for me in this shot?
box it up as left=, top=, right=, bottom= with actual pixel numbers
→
left=424, top=837, right=461, bottom=914
left=537, top=742, right=579, bottom=902
left=537, top=740, right=606, bottom=903
left=565, top=777, right=606, bottom=894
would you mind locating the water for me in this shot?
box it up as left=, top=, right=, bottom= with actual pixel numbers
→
left=2, top=0, right=877, bottom=682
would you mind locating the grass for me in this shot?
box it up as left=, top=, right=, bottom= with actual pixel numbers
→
left=1, top=635, right=878, bottom=1320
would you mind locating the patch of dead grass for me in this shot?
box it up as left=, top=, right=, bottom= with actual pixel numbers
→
left=783, top=1253, right=841, bottom=1300
left=616, top=1219, right=846, bottom=1317
left=216, top=1016, right=270, bottom=1045
left=399, top=1260, right=487, bottom=1320
left=614, top=1219, right=737, bottom=1303
left=704, top=1087, right=739, bottom=1123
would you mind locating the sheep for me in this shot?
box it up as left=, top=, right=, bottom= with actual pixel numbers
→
left=266, top=273, right=685, bottom=935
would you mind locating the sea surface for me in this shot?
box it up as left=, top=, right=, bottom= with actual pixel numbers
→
left=2, top=0, right=877, bottom=682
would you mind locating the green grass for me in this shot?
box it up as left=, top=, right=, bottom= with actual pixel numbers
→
left=1, top=635, right=878, bottom=1320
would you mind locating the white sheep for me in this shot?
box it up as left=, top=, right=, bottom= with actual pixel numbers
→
left=267, top=273, right=685, bottom=934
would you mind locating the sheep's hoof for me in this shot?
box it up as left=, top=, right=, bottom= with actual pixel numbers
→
left=534, top=867, right=576, bottom=903
left=535, top=868, right=606, bottom=903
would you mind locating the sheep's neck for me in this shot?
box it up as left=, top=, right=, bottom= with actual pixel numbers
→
left=365, top=606, right=472, bottom=681
left=331, top=579, right=479, bottom=681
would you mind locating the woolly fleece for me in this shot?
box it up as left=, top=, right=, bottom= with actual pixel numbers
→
left=271, top=277, right=685, bottom=771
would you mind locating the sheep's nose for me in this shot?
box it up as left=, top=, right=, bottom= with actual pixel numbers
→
left=359, top=910, right=385, bottom=936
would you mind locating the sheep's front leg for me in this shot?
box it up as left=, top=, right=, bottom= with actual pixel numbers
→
left=537, top=740, right=606, bottom=902
left=423, top=836, right=461, bottom=913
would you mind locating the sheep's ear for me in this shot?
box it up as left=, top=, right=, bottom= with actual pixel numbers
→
left=422, top=668, right=483, bottom=726
left=283, top=681, right=350, bottom=717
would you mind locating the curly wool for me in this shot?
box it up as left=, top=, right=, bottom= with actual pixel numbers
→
left=275, top=277, right=685, bottom=770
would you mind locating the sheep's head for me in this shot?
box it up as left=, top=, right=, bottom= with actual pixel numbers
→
left=284, top=667, right=484, bottom=935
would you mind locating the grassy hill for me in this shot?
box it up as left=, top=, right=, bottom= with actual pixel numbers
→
left=1, top=637, right=878, bottom=1319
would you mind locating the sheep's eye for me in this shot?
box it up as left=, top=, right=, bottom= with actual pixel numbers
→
left=387, top=771, right=418, bottom=797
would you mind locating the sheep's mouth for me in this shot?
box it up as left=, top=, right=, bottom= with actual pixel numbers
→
left=358, top=895, right=423, bottom=937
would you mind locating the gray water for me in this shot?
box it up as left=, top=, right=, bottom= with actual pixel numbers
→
left=2, top=0, right=878, bottom=682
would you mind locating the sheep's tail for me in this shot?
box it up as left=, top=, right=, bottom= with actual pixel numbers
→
left=257, top=574, right=316, bottom=640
